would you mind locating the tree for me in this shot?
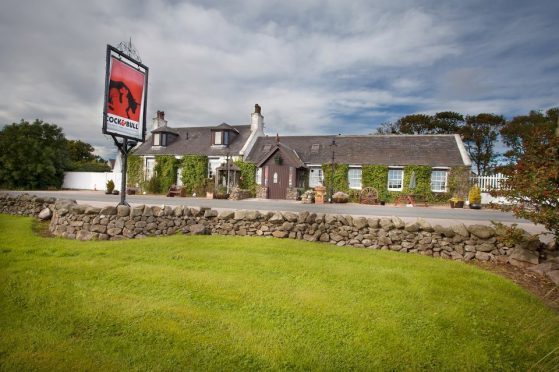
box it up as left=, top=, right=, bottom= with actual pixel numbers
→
left=0, top=120, right=69, bottom=189
left=492, top=126, right=559, bottom=244
left=432, top=111, right=464, bottom=134
left=461, top=113, right=505, bottom=175
left=376, top=112, right=464, bottom=135
left=66, top=139, right=110, bottom=172
left=500, top=108, right=558, bottom=163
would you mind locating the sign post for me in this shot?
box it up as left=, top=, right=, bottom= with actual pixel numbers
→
left=102, top=43, right=149, bottom=206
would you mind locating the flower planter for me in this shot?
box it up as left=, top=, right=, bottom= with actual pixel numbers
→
left=449, top=201, right=464, bottom=208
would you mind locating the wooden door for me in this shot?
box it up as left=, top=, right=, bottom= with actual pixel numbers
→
left=267, top=165, right=289, bottom=199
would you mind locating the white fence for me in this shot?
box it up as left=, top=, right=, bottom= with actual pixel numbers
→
left=62, top=172, right=121, bottom=191
left=471, top=173, right=507, bottom=192
left=470, top=173, right=509, bottom=204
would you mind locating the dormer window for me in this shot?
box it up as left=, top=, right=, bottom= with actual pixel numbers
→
left=214, top=131, right=222, bottom=145
left=211, top=123, right=238, bottom=147
left=153, top=133, right=167, bottom=147
left=212, top=130, right=232, bottom=146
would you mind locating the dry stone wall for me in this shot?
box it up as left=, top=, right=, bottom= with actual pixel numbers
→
left=1, top=193, right=558, bottom=284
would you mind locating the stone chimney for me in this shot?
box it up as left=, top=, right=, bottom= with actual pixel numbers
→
left=251, top=104, right=264, bottom=133
left=152, top=110, right=167, bottom=130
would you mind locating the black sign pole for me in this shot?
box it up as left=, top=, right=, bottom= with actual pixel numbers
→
left=112, top=136, right=137, bottom=206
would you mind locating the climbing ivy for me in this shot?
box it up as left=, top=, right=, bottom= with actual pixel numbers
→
left=402, top=165, right=432, bottom=199
left=362, top=165, right=389, bottom=201
left=448, top=166, right=470, bottom=199
left=180, top=155, right=208, bottom=195
left=234, top=159, right=257, bottom=195
left=127, top=155, right=144, bottom=188
left=154, top=155, right=179, bottom=194
left=321, top=163, right=349, bottom=194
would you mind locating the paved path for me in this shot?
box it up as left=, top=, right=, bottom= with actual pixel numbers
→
left=5, top=190, right=551, bottom=239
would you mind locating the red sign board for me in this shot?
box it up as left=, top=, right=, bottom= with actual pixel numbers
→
left=103, top=45, right=148, bottom=142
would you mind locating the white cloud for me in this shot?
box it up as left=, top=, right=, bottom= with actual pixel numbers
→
left=0, top=0, right=558, bottom=158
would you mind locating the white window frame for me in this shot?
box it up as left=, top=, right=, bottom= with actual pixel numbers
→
left=145, top=157, right=155, bottom=181
left=387, top=167, right=404, bottom=191
left=348, top=167, right=362, bottom=189
left=309, top=166, right=323, bottom=188
left=431, top=168, right=449, bottom=192
left=255, top=167, right=262, bottom=185
left=153, top=133, right=161, bottom=146
left=214, top=131, right=222, bottom=145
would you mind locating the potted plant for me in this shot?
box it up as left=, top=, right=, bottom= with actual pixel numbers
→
left=468, top=185, right=482, bottom=209
left=214, top=185, right=229, bottom=199
left=206, top=178, right=215, bottom=199
left=449, top=195, right=464, bottom=208
left=105, top=179, right=115, bottom=195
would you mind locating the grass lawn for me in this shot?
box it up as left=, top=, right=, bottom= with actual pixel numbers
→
left=1, top=214, right=558, bottom=371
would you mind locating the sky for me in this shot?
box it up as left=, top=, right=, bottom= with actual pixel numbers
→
left=1, top=0, right=558, bottom=159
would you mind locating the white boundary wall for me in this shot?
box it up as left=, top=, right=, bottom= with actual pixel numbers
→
left=63, top=172, right=122, bottom=191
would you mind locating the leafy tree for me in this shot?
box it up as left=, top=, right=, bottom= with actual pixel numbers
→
left=376, top=112, right=464, bottom=135
left=66, top=139, right=110, bottom=172
left=500, top=108, right=558, bottom=163
left=67, top=140, right=96, bottom=162
left=492, top=127, right=559, bottom=244
left=0, top=120, right=69, bottom=189
left=432, top=112, right=464, bottom=134
left=461, top=113, right=505, bottom=175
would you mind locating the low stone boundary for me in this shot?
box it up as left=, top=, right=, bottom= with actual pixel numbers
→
left=1, top=193, right=558, bottom=284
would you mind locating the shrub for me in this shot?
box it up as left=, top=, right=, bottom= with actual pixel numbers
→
left=106, top=180, right=115, bottom=193
left=468, top=185, right=481, bottom=204
left=180, top=155, right=208, bottom=195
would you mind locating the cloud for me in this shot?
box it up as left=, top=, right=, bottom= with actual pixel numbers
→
left=0, top=0, right=558, bottom=159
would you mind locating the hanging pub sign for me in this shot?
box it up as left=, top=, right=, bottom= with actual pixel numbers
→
left=102, top=44, right=149, bottom=142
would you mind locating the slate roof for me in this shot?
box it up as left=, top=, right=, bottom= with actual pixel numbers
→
left=245, top=134, right=468, bottom=167
left=133, top=124, right=251, bottom=157
left=256, top=142, right=306, bottom=168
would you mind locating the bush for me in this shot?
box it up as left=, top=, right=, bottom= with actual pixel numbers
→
left=468, top=185, right=481, bottom=204
left=106, top=180, right=115, bottom=193
left=332, top=191, right=349, bottom=203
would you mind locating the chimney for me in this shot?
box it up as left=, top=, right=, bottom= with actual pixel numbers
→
left=152, top=110, right=168, bottom=130
left=251, top=104, right=264, bottom=133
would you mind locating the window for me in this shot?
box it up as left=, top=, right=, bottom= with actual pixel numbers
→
left=309, top=167, right=323, bottom=187
left=153, top=133, right=167, bottom=146
left=431, top=169, right=448, bottom=192
left=348, top=168, right=362, bottom=189
left=263, top=144, right=272, bottom=152
left=255, top=168, right=262, bottom=185
left=388, top=168, right=403, bottom=191
left=223, top=131, right=230, bottom=145
left=273, top=172, right=278, bottom=184
left=311, top=144, right=320, bottom=154
left=145, top=158, right=155, bottom=181
left=214, top=131, right=222, bottom=145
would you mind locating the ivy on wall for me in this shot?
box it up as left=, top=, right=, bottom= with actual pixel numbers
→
left=127, top=155, right=144, bottom=188
left=234, top=159, right=257, bottom=195
left=180, top=155, right=208, bottom=195
left=321, top=163, right=349, bottom=194
left=362, top=165, right=389, bottom=201
left=402, top=165, right=432, bottom=198
left=448, top=166, right=471, bottom=199
left=154, top=155, right=179, bottom=194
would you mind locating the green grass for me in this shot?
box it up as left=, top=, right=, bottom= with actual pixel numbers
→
left=1, top=214, right=558, bottom=371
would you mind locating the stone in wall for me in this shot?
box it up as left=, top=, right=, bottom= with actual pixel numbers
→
left=2, top=193, right=557, bottom=285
